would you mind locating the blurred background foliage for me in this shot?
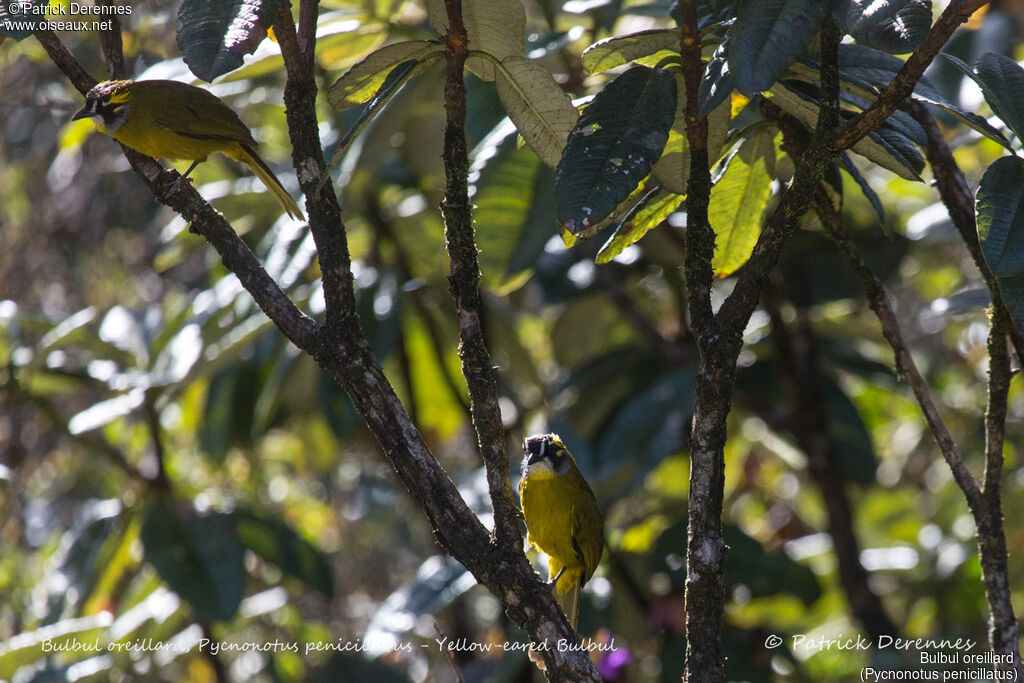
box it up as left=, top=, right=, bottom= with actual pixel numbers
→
left=1, top=0, right=1024, bottom=681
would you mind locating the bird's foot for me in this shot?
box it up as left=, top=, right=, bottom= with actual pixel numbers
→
left=547, top=566, right=567, bottom=590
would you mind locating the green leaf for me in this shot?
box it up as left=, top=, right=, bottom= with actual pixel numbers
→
left=977, top=156, right=1024, bottom=277
left=710, top=128, right=776, bottom=277
left=327, top=41, right=444, bottom=109
left=581, top=29, right=681, bottom=75
left=471, top=125, right=555, bottom=287
left=837, top=0, right=932, bottom=54
left=727, top=0, right=826, bottom=95
left=177, top=0, right=279, bottom=82
left=595, top=368, right=696, bottom=483
left=802, top=46, right=1012, bottom=149
left=426, top=0, right=525, bottom=81
left=823, top=379, right=877, bottom=485
left=842, top=152, right=887, bottom=228
left=597, top=189, right=683, bottom=264
left=996, top=271, right=1024, bottom=336
left=235, top=511, right=334, bottom=597
left=974, top=52, right=1024, bottom=143
left=555, top=66, right=677, bottom=239
left=699, top=40, right=734, bottom=116
left=767, top=82, right=922, bottom=180
left=652, top=72, right=732, bottom=195
left=141, top=502, right=245, bottom=622
left=494, top=56, right=580, bottom=168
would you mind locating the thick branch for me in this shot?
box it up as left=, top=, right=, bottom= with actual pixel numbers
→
left=976, top=306, right=1021, bottom=675
left=815, top=196, right=982, bottom=511
left=834, top=0, right=987, bottom=151
left=678, top=0, right=714, bottom=340
left=274, top=2, right=358, bottom=334
left=439, top=0, right=520, bottom=552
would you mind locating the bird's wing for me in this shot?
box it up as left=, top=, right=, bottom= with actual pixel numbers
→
left=150, top=90, right=257, bottom=146
left=570, top=502, right=603, bottom=581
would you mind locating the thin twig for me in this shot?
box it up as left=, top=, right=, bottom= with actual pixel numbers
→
left=439, top=0, right=520, bottom=551
left=815, top=194, right=982, bottom=510
left=96, top=0, right=126, bottom=79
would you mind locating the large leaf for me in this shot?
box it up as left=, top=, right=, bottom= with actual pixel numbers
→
left=426, top=0, right=525, bottom=81
left=710, top=127, right=776, bottom=277
left=976, top=156, right=1024, bottom=277
left=973, top=52, right=1024, bottom=143
left=652, top=72, right=732, bottom=195
left=996, top=271, right=1024, bottom=336
left=327, top=41, right=444, bottom=109
left=495, top=56, right=580, bottom=168
left=837, top=0, right=932, bottom=54
left=177, top=0, right=279, bottom=82
left=596, top=188, right=683, bottom=264
left=555, top=66, right=677, bottom=239
left=470, top=123, right=555, bottom=287
left=595, top=368, right=696, bottom=483
left=235, top=511, right=334, bottom=597
left=581, top=29, right=680, bottom=75
left=699, top=39, right=735, bottom=115
left=141, top=502, right=245, bottom=622
left=767, top=82, right=923, bottom=180
left=727, top=0, right=826, bottom=95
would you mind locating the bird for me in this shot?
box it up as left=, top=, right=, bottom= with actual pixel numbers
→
left=72, top=79, right=304, bottom=220
left=519, top=433, right=604, bottom=629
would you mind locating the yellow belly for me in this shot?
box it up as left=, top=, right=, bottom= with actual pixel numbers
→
left=105, top=117, right=238, bottom=162
left=521, top=475, right=586, bottom=595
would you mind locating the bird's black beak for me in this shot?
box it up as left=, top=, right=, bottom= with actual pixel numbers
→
left=523, top=436, right=546, bottom=467
left=71, top=105, right=93, bottom=121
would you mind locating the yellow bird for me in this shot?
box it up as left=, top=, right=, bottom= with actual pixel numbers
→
left=72, top=79, right=304, bottom=220
left=519, top=433, right=604, bottom=629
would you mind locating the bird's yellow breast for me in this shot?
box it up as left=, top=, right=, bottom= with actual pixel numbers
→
left=520, top=472, right=586, bottom=570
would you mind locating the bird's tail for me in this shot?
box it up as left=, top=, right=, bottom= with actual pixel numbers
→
left=235, top=144, right=305, bottom=220
left=550, top=561, right=582, bottom=630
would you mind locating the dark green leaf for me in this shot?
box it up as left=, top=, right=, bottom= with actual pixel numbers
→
left=727, top=0, right=826, bottom=95
left=141, top=502, right=245, bottom=622
left=974, top=52, right=1024, bottom=142
left=595, top=368, right=696, bottom=482
left=842, top=153, right=887, bottom=228
left=722, top=527, right=821, bottom=604
left=700, top=40, right=734, bottom=115
left=235, top=511, right=334, bottom=597
left=555, top=66, right=677, bottom=239
left=996, top=270, right=1024, bottom=336
left=822, top=379, right=877, bottom=485
left=177, top=0, right=279, bottom=82
left=472, top=125, right=553, bottom=285
left=837, top=0, right=932, bottom=54
left=976, top=156, right=1024, bottom=277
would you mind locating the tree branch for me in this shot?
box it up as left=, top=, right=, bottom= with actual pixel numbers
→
left=907, top=102, right=1024, bottom=363
left=96, top=0, right=126, bottom=79
left=834, top=0, right=987, bottom=151
left=716, top=17, right=841, bottom=337
left=814, top=194, right=982, bottom=511
left=439, top=0, right=520, bottom=552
